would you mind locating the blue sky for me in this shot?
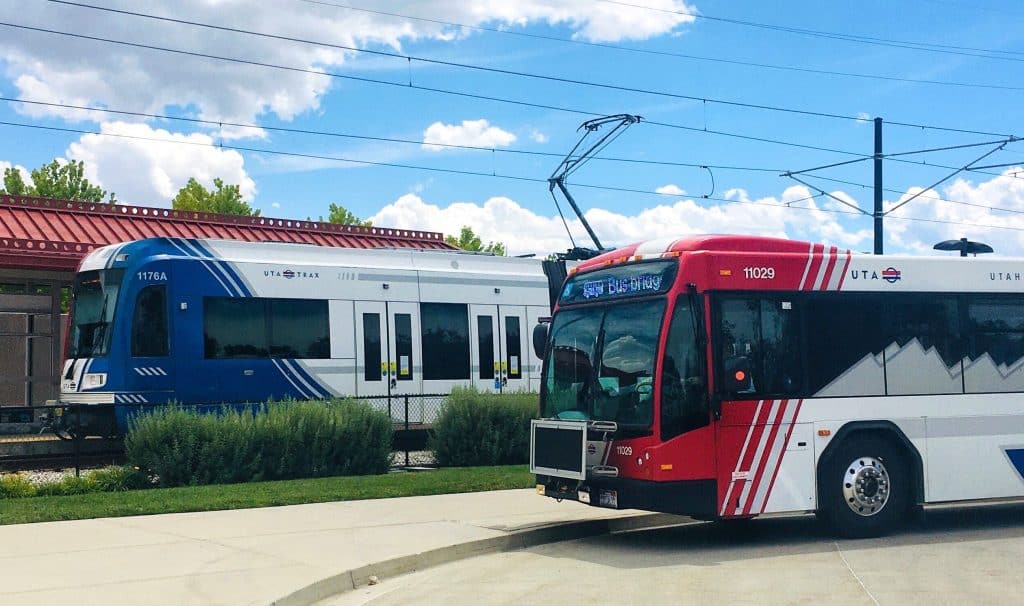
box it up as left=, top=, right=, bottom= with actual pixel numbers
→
left=1, top=0, right=1023, bottom=256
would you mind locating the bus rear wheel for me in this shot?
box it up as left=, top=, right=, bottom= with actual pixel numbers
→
left=820, top=436, right=909, bottom=538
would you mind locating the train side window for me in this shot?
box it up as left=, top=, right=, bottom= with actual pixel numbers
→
left=421, top=303, right=470, bottom=380
left=268, top=299, right=330, bottom=359
left=477, top=315, right=495, bottom=380
left=131, top=285, right=168, bottom=357
left=363, top=313, right=382, bottom=382
left=394, top=313, right=413, bottom=381
left=204, top=298, right=268, bottom=359
left=505, top=316, right=522, bottom=379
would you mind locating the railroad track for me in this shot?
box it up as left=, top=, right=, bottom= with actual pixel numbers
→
left=0, top=434, right=125, bottom=472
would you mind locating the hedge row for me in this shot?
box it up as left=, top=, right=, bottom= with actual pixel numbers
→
left=2, top=391, right=538, bottom=497
left=125, top=400, right=392, bottom=487
left=430, top=387, right=538, bottom=467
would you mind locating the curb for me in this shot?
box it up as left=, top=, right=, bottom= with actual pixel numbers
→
left=268, top=512, right=690, bottom=606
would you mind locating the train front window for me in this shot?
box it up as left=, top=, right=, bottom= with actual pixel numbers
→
left=542, top=299, right=665, bottom=430
left=68, top=269, right=124, bottom=358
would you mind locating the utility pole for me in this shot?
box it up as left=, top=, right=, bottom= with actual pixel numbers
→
left=873, top=117, right=884, bottom=255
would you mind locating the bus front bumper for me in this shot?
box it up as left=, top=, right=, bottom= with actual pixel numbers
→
left=537, top=476, right=718, bottom=518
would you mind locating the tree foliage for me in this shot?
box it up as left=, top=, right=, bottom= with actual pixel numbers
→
left=445, top=225, right=506, bottom=256
left=171, top=178, right=258, bottom=216
left=1, top=159, right=114, bottom=203
left=326, top=203, right=371, bottom=226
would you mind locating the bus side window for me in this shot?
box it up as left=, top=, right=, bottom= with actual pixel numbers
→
left=132, top=285, right=168, bottom=357
left=716, top=296, right=802, bottom=398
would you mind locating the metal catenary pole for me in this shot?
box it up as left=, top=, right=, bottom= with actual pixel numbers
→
left=874, top=117, right=884, bottom=255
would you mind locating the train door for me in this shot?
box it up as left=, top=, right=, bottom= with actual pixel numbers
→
left=498, top=306, right=528, bottom=392
left=386, top=302, right=422, bottom=399
left=355, top=301, right=423, bottom=421
left=126, top=283, right=174, bottom=403
left=469, top=304, right=500, bottom=392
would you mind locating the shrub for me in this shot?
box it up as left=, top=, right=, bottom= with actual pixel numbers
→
left=125, top=400, right=392, bottom=487
left=88, top=465, right=152, bottom=492
left=431, top=388, right=538, bottom=467
left=0, top=474, right=37, bottom=498
left=34, top=474, right=100, bottom=496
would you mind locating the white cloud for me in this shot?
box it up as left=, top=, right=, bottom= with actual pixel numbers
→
left=0, top=1, right=695, bottom=136
left=856, top=112, right=872, bottom=123
left=883, top=167, right=1024, bottom=255
left=369, top=185, right=871, bottom=257
left=422, top=119, right=517, bottom=151
left=529, top=130, right=549, bottom=144
left=65, top=121, right=256, bottom=206
left=655, top=184, right=686, bottom=196
left=365, top=170, right=1024, bottom=257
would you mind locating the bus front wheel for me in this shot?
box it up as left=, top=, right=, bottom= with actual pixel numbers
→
left=819, top=436, right=909, bottom=538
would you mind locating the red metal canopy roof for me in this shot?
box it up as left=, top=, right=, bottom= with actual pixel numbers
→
left=0, top=195, right=454, bottom=272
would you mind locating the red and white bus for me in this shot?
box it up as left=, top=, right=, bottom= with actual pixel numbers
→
left=529, top=235, right=1024, bottom=537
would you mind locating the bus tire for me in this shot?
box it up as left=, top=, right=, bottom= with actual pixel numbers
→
left=819, top=435, right=909, bottom=538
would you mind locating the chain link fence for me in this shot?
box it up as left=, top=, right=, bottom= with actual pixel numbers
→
left=352, top=393, right=448, bottom=468
left=2, top=394, right=453, bottom=471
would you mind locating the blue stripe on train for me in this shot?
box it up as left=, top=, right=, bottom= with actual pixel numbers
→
left=1007, top=448, right=1024, bottom=480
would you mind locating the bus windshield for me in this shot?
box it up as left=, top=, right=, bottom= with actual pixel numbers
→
left=542, top=299, right=665, bottom=430
left=68, top=269, right=124, bottom=358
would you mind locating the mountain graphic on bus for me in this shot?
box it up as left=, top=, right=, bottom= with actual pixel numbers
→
left=814, top=337, right=1024, bottom=397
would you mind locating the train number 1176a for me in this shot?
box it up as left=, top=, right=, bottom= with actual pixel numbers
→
left=743, top=267, right=775, bottom=279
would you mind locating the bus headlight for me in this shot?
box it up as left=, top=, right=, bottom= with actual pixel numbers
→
left=83, top=373, right=107, bottom=389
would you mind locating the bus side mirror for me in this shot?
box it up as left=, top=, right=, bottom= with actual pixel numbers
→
left=532, top=323, right=548, bottom=360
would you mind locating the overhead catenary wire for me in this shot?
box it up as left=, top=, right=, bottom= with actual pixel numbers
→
left=6, top=118, right=1024, bottom=235
left=5, top=19, right=923, bottom=167
left=32, top=2, right=1021, bottom=139
left=885, top=142, right=1009, bottom=215
left=5, top=18, right=1020, bottom=175
left=798, top=173, right=1024, bottom=216
left=277, top=0, right=1024, bottom=92
left=0, top=96, right=781, bottom=174
left=595, top=0, right=1024, bottom=61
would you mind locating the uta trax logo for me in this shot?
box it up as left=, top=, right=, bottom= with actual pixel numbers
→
left=264, top=269, right=320, bottom=280
left=881, top=267, right=901, bottom=283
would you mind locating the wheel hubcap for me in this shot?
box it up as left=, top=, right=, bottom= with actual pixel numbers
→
left=842, top=456, right=890, bottom=517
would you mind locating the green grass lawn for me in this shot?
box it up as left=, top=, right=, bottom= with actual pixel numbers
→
left=0, top=465, right=534, bottom=526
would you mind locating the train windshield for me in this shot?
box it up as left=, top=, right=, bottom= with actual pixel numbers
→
left=68, top=269, right=124, bottom=358
left=541, top=299, right=665, bottom=430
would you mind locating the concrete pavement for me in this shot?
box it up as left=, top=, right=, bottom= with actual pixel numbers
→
left=0, top=487, right=669, bottom=606
left=330, top=501, right=1024, bottom=606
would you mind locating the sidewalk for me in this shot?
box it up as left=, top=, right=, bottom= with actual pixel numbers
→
left=0, top=488, right=673, bottom=606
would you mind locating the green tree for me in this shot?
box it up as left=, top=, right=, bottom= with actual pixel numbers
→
left=171, top=178, right=258, bottom=216
left=325, top=203, right=371, bottom=226
left=445, top=226, right=506, bottom=256
left=1, top=159, right=114, bottom=203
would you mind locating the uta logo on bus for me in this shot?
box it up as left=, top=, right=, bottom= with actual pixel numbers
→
left=849, top=267, right=902, bottom=283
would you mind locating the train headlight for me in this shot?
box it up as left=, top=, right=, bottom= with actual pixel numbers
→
left=83, top=373, right=107, bottom=389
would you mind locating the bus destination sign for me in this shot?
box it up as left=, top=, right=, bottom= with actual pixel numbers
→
left=582, top=273, right=663, bottom=299
left=560, top=260, right=677, bottom=305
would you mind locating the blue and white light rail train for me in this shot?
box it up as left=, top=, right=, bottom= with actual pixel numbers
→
left=55, top=237, right=551, bottom=435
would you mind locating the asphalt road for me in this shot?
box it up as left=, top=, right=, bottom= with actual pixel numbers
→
left=330, top=501, right=1024, bottom=606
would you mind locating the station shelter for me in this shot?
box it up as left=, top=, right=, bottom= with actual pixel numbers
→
left=0, top=195, right=452, bottom=419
